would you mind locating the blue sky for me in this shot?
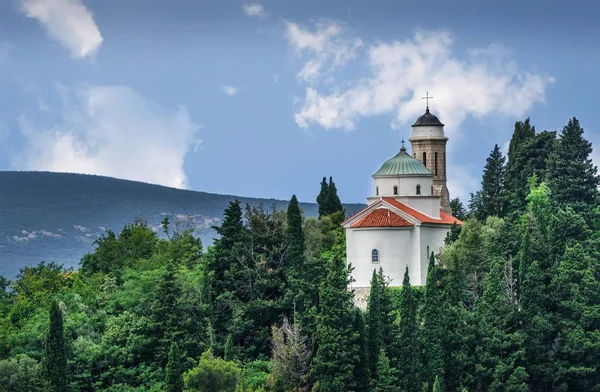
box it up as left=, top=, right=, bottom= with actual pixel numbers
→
left=0, top=0, right=598, bottom=204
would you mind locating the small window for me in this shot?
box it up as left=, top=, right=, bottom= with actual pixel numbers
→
left=416, top=184, right=421, bottom=195
left=393, top=185, right=398, bottom=195
left=431, top=185, right=434, bottom=195
left=427, top=245, right=430, bottom=258
left=422, top=152, right=427, bottom=167
left=376, top=186, right=379, bottom=196
left=372, top=249, right=379, bottom=263
left=434, top=152, right=438, bottom=176
left=413, top=153, right=416, bottom=158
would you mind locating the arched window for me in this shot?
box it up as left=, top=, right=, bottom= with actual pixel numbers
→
left=416, top=184, right=421, bottom=195
left=393, top=185, right=398, bottom=195
left=376, top=186, right=379, bottom=196
left=434, top=152, right=438, bottom=176
left=426, top=245, right=430, bottom=259
left=431, top=185, right=434, bottom=195
left=422, top=152, right=427, bottom=167
left=372, top=249, right=379, bottom=263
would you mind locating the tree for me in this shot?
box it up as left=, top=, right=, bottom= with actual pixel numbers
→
left=312, top=234, right=360, bottom=391
left=433, top=375, right=443, bottom=392
left=505, top=118, right=536, bottom=213
left=43, top=300, right=67, bottom=392
left=366, top=268, right=393, bottom=376
left=546, top=117, right=599, bottom=223
left=270, top=316, right=311, bottom=391
left=316, top=177, right=329, bottom=218
left=184, top=350, right=241, bottom=392
left=450, top=197, right=468, bottom=221
left=395, top=267, right=421, bottom=392
left=328, top=176, right=344, bottom=215
left=352, top=307, right=371, bottom=391
left=421, top=253, right=445, bottom=389
left=285, top=195, right=306, bottom=314
left=469, top=144, right=507, bottom=221
left=373, top=348, right=396, bottom=392
left=166, top=342, right=184, bottom=392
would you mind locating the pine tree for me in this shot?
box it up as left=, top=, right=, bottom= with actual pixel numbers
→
left=469, top=144, right=507, bottom=221
left=166, top=342, right=184, bottom=392
left=449, top=197, right=467, bottom=221
left=366, top=268, right=393, bottom=376
left=395, top=267, right=421, bottom=392
left=352, top=307, right=371, bottom=391
left=421, top=253, right=445, bottom=390
left=43, top=300, right=67, bottom=392
left=312, top=234, right=360, bottom=391
left=546, top=117, right=599, bottom=223
left=151, top=261, right=185, bottom=363
left=373, top=348, right=396, bottom=392
left=505, top=118, right=536, bottom=212
left=551, top=240, right=600, bottom=390
left=433, top=375, right=443, bottom=392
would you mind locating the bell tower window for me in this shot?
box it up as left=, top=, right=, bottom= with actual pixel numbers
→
left=393, top=185, right=398, bottom=195
left=416, top=184, right=421, bottom=195
left=422, top=152, right=427, bottom=167
left=434, top=152, right=438, bottom=176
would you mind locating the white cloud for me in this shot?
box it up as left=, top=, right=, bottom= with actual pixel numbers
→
left=242, top=3, right=265, bottom=17
left=13, top=85, right=201, bottom=189
left=20, top=0, right=103, bottom=59
left=221, top=85, right=240, bottom=96
left=285, top=19, right=362, bottom=84
left=290, top=28, right=554, bottom=140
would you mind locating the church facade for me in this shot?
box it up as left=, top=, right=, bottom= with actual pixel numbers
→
left=342, top=106, right=462, bottom=289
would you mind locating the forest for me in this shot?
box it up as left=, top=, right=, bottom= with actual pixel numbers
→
left=1, top=116, right=599, bottom=392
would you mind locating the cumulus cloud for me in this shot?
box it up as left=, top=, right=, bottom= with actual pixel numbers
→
left=13, top=85, right=201, bottom=189
left=20, top=0, right=103, bottom=59
left=289, top=27, right=554, bottom=140
left=242, top=2, right=265, bottom=17
left=221, top=85, right=240, bottom=96
left=285, top=19, right=362, bottom=84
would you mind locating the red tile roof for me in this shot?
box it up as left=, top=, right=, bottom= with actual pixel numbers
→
left=351, top=208, right=414, bottom=228
left=383, top=197, right=463, bottom=225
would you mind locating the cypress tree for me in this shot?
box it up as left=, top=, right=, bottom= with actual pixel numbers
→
left=285, top=195, right=305, bottom=312
left=505, top=118, right=536, bottom=212
left=165, top=342, right=184, bottom=392
left=316, top=177, right=329, bottom=218
left=328, top=176, right=344, bottom=215
left=352, top=307, right=371, bottom=391
left=433, top=375, right=443, bottom=392
left=421, top=253, right=445, bottom=390
left=469, top=144, right=507, bottom=221
left=312, top=234, right=360, bottom=391
left=43, top=300, right=67, bottom=392
left=395, top=267, right=421, bottom=392
left=546, top=117, right=599, bottom=223
left=366, top=268, right=393, bottom=376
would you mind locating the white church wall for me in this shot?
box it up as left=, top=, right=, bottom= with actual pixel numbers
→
left=373, top=176, right=433, bottom=197
left=396, top=196, right=441, bottom=218
left=346, top=227, right=413, bottom=288
left=419, top=225, right=452, bottom=283
left=411, top=125, right=444, bottom=138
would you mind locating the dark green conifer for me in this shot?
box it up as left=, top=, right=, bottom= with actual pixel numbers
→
left=43, top=300, right=67, bottom=392
left=546, top=117, right=599, bottom=223
left=396, top=267, right=421, bottom=392
left=312, top=234, right=360, bottom=391
left=285, top=195, right=305, bottom=311
left=421, top=253, right=445, bottom=389
left=373, top=348, right=396, bottom=392
left=352, top=307, right=371, bottom=391
left=328, top=176, right=344, bottom=215
left=316, top=177, right=329, bottom=218
left=366, top=268, right=393, bottom=376
left=165, top=342, right=184, bottom=392
left=469, top=144, right=507, bottom=221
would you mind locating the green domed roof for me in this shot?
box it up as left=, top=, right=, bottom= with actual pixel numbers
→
left=373, top=147, right=433, bottom=177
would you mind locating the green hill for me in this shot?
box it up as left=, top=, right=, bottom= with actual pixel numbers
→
left=0, top=171, right=364, bottom=279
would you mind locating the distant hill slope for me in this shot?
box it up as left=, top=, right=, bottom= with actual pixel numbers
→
left=0, top=171, right=365, bottom=279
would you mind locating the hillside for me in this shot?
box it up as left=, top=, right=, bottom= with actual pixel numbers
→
left=0, top=171, right=364, bottom=279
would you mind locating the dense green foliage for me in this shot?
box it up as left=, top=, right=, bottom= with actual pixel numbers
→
left=1, top=116, right=600, bottom=391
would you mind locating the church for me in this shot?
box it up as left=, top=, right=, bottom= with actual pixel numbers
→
left=342, top=100, right=463, bottom=291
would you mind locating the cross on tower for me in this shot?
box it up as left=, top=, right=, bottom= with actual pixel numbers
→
left=422, top=91, right=433, bottom=110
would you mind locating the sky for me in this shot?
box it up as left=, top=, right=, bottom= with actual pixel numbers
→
left=0, top=0, right=599, bottom=204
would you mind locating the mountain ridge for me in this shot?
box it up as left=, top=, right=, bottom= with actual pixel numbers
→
left=0, top=171, right=365, bottom=279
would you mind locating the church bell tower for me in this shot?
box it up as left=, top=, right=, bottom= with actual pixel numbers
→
left=409, top=93, right=451, bottom=214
